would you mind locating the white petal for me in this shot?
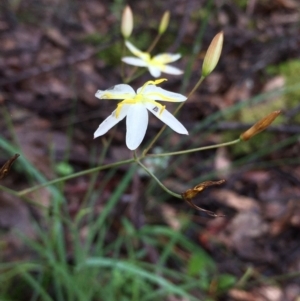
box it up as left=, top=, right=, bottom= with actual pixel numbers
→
left=94, top=105, right=129, bottom=138
left=145, top=103, right=188, bottom=135
left=95, top=84, right=135, bottom=100
left=161, top=65, right=183, bottom=75
left=148, top=66, right=161, bottom=78
left=122, top=57, right=149, bottom=67
left=126, top=104, right=148, bottom=150
left=137, top=85, right=187, bottom=102
left=125, top=41, right=150, bottom=61
left=153, top=53, right=181, bottom=64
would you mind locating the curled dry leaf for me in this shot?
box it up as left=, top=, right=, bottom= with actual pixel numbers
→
left=0, top=154, right=20, bottom=180
left=181, top=180, right=225, bottom=217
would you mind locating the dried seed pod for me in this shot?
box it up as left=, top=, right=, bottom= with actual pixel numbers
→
left=240, top=110, right=281, bottom=141
left=0, top=154, right=20, bottom=180
left=181, top=180, right=225, bottom=217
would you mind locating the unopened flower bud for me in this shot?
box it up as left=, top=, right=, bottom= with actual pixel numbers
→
left=202, top=31, right=224, bottom=77
left=159, top=11, right=170, bottom=34
left=121, top=5, right=133, bottom=39
left=240, top=110, right=281, bottom=141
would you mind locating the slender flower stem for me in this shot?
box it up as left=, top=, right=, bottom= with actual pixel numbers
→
left=147, top=33, right=162, bottom=53
left=187, top=75, right=205, bottom=98
left=121, top=42, right=126, bottom=81
left=142, top=122, right=167, bottom=156
left=148, top=139, right=241, bottom=158
left=0, top=185, right=46, bottom=209
left=15, top=133, right=240, bottom=199
left=142, top=76, right=206, bottom=156
left=135, top=158, right=182, bottom=199
left=142, top=101, right=186, bottom=156
left=124, top=68, right=146, bottom=84
left=124, top=33, right=162, bottom=83
left=17, top=158, right=135, bottom=196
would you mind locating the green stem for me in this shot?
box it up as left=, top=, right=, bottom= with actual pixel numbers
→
left=121, top=41, right=126, bottom=81
left=17, top=158, right=135, bottom=196
left=187, top=76, right=205, bottom=98
left=142, top=102, right=185, bottom=156
left=148, top=139, right=241, bottom=158
left=142, top=77, right=206, bottom=156
left=124, top=33, right=162, bottom=84
left=124, top=69, right=146, bottom=84
left=147, top=33, right=162, bottom=53
left=135, top=158, right=182, bottom=199
left=0, top=185, right=46, bottom=209
left=17, top=137, right=240, bottom=197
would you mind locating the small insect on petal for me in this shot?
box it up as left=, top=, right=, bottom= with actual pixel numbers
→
left=145, top=103, right=188, bottom=135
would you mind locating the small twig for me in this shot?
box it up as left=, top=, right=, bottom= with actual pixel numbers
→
left=209, top=121, right=300, bottom=135
left=0, top=42, right=116, bottom=86
left=183, top=198, right=224, bottom=217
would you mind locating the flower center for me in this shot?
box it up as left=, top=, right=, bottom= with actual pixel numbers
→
left=115, top=79, right=168, bottom=117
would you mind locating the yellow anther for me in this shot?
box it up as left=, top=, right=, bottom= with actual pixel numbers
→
left=116, top=103, right=123, bottom=118
left=159, top=105, right=166, bottom=116
left=139, top=78, right=168, bottom=94
left=153, top=78, right=167, bottom=85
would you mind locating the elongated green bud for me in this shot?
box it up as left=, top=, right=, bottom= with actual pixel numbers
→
left=202, top=31, right=224, bottom=77
left=159, top=11, right=170, bottom=34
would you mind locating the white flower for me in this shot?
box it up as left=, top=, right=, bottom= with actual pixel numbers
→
left=122, top=41, right=183, bottom=78
left=94, top=79, right=188, bottom=150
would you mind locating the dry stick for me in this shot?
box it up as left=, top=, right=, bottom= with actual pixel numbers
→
left=213, top=122, right=300, bottom=135
left=0, top=42, right=116, bottom=86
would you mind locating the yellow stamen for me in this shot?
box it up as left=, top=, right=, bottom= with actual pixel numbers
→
left=116, top=99, right=136, bottom=117
left=153, top=78, right=167, bottom=85
left=139, top=78, right=167, bottom=94
left=114, top=80, right=170, bottom=118
left=116, top=103, right=122, bottom=118
left=159, top=105, right=166, bottom=116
